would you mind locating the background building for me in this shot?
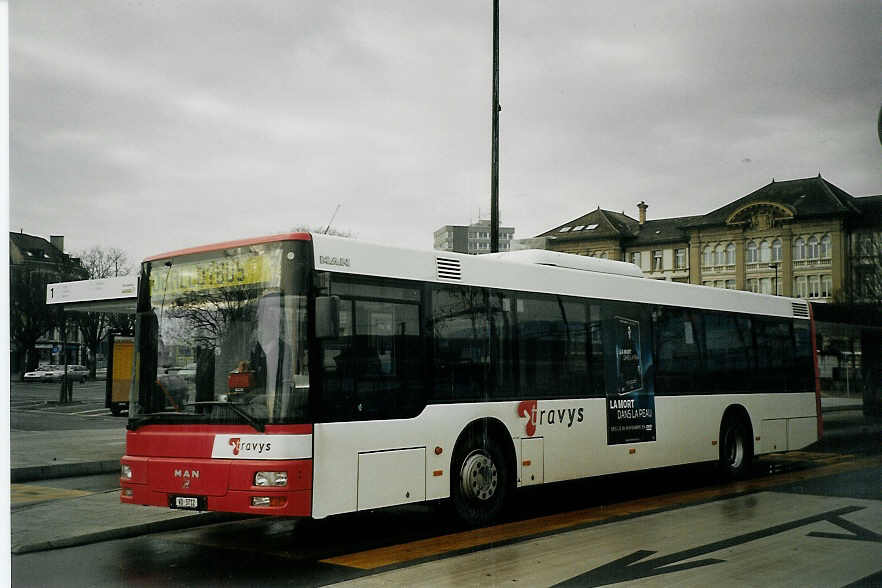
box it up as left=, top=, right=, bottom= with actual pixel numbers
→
left=9, top=232, right=88, bottom=374
left=535, top=176, right=882, bottom=303
left=434, top=219, right=515, bottom=255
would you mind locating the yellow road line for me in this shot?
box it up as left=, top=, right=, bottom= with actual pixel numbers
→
left=11, top=484, right=94, bottom=505
left=321, top=454, right=881, bottom=570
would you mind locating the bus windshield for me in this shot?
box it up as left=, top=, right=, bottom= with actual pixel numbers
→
left=131, top=241, right=310, bottom=427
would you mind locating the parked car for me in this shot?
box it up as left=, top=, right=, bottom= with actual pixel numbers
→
left=23, top=364, right=89, bottom=383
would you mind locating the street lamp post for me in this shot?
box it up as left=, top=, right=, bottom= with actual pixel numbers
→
left=490, top=0, right=500, bottom=253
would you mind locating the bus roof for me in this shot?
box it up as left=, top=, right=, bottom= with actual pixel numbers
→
left=310, top=233, right=810, bottom=321
left=143, top=232, right=311, bottom=263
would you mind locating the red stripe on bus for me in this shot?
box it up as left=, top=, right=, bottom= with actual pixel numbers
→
left=144, top=232, right=311, bottom=262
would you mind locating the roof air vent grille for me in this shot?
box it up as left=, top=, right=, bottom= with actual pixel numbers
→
left=436, top=257, right=462, bottom=281
left=792, top=301, right=810, bottom=318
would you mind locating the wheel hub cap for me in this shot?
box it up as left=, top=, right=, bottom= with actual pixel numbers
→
left=460, top=451, right=498, bottom=501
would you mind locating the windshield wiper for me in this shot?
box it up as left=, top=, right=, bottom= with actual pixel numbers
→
left=128, top=411, right=207, bottom=431
left=186, top=402, right=265, bottom=432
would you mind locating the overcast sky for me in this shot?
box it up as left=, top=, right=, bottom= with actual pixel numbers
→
left=9, top=1, right=881, bottom=267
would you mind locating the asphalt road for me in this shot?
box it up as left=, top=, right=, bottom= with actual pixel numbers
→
left=10, top=428, right=881, bottom=587
left=10, top=379, right=126, bottom=431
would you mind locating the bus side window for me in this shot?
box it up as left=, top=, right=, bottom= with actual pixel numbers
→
left=515, top=294, right=588, bottom=399
left=754, top=318, right=796, bottom=393
left=431, top=285, right=490, bottom=402
left=703, top=313, right=754, bottom=394
left=653, top=307, right=703, bottom=396
left=319, top=274, right=425, bottom=421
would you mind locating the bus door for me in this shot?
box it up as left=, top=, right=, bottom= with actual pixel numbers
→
left=601, top=303, right=656, bottom=445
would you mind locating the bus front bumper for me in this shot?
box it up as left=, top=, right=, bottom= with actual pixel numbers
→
left=119, top=456, right=312, bottom=517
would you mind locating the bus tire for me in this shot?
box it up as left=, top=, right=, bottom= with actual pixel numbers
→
left=719, top=414, right=752, bottom=480
left=451, top=432, right=511, bottom=526
left=110, top=403, right=122, bottom=417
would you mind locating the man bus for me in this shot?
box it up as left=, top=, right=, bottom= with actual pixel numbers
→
left=120, top=232, right=821, bottom=525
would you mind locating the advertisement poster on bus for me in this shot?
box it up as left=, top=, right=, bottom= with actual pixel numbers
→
left=607, top=315, right=656, bottom=444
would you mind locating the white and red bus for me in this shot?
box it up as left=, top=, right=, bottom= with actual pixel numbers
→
left=120, top=232, right=822, bottom=524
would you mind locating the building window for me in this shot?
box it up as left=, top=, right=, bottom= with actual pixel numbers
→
left=747, top=278, right=759, bottom=293
left=746, top=241, right=758, bottom=263
left=772, top=239, right=782, bottom=262
left=726, top=243, right=735, bottom=265
left=759, top=240, right=771, bottom=263
left=807, top=236, right=819, bottom=259
left=714, top=245, right=724, bottom=266
left=725, top=279, right=736, bottom=289
left=794, top=238, right=805, bottom=260
left=631, top=251, right=641, bottom=266
left=675, top=248, right=686, bottom=269
left=808, top=275, right=820, bottom=298
left=821, top=275, right=832, bottom=298
left=794, top=276, right=807, bottom=298
left=820, top=235, right=831, bottom=259
left=703, top=246, right=713, bottom=267
left=760, top=278, right=772, bottom=294
left=653, top=250, right=663, bottom=271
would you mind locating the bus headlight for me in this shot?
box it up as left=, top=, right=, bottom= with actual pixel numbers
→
left=121, top=464, right=133, bottom=479
left=254, top=471, right=287, bottom=487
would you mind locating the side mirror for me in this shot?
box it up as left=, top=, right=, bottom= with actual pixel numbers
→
left=315, top=296, right=340, bottom=339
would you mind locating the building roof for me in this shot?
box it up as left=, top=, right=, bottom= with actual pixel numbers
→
left=630, top=215, right=702, bottom=246
left=852, top=194, right=882, bottom=229
left=536, top=208, right=640, bottom=240
left=9, top=232, right=67, bottom=265
left=9, top=232, right=87, bottom=278
left=687, top=176, right=860, bottom=227
left=535, top=176, right=876, bottom=249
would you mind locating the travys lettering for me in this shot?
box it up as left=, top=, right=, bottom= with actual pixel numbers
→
left=228, top=438, right=272, bottom=456
left=517, top=400, right=584, bottom=436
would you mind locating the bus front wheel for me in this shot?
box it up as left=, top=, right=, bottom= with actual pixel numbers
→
left=451, top=434, right=511, bottom=526
left=719, top=415, right=752, bottom=480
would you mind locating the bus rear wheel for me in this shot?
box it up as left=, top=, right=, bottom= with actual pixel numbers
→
left=451, top=434, right=510, bottom=526
left=719, top=415, right=752, bottom=480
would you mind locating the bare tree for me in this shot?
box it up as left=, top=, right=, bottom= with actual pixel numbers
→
left=10, top=260, right=85, bottom=377
left=74, top=246, right=135, bottom=377
left=11, top=268, right=61, bottom=376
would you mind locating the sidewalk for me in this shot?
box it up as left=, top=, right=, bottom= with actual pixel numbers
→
left=11, top=491, right=235, bottom=554
left=11, top=428, right=126, bottom=482
left=820, top=395, right=864, bottom=412
left=11, top=428, right=238, bottom=554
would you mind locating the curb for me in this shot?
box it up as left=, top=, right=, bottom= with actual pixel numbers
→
left=821, top=405, right=864, bottom=413
left=12, top=511, right=244, bottom=555
left=11, top=460, right=121, bottom=483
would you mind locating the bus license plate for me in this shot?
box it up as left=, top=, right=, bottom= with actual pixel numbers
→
left=172, top=496, right=200, bottom=510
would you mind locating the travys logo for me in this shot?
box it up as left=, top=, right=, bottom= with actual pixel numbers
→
left=517, top=400, right=584, bottom=437
left=228, top=437, right=272, bottom=456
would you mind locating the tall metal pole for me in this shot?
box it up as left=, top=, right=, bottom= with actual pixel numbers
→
left=490, top=0, right=500, bottom=253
